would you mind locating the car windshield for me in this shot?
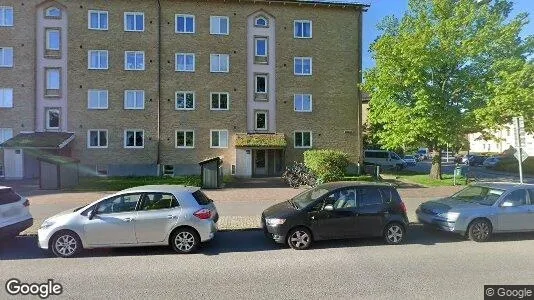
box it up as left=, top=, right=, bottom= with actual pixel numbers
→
left=291, top=187, right=330, bottom=209
left=404, top=156, right=414, bottom=159
left=391, top=153, right=401, bottom=160
left=451, top=186, right=505, bottom=206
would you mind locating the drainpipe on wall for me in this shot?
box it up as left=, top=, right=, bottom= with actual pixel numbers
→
left=156, top=0, right=162, bottom=175
left=357, top=8, right=364, bottom=166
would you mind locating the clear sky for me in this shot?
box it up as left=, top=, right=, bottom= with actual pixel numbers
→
left=362, top=0, right=534, bottom=71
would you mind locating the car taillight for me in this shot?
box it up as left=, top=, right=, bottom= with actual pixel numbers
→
left=193, top=209, right=211, bottom=220
left=23, top=199, right=30, bottom=207
left=399, top=202, right=407, bottom=213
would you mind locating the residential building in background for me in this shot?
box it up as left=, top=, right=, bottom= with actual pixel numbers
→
left=468, top=123, right=534, bottom=155
left=0, top=0, right=366, bottom=179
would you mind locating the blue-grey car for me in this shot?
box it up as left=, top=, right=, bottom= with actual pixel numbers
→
left=416, top=183, right=534, bottom=242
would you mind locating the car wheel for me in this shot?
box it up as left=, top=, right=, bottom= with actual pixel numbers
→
left=384, top=223, right=405, bottom=245
left=468, top=219, right=492, bottom=242
left=287, top=227, right=312, bottom=250
left=51, top=231, right=83, bottom=258
left=171, top=228, right=200, bottom=254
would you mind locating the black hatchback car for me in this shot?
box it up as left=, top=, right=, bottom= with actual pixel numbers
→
left=261, top=182, right=409, bottom=250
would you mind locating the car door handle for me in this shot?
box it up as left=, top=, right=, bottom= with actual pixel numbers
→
left=123, top=218, right=134, bottom=222
left=167, top=215, right=177, bottom=219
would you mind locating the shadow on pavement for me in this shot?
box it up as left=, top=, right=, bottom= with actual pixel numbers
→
left=225, top=177, right=289, bottom=189
left=4, top=225, right=534, bottom=261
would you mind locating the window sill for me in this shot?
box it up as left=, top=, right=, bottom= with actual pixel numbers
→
left=44, top=50, right=61, bottom=59
left=254, top=93, right=268, bottom=101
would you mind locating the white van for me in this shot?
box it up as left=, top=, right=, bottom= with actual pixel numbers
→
left=364, top=150, right=407, bottom=169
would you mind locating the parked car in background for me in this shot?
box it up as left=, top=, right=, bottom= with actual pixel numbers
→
left=364, top=150, right=407, bottom=170
left=262, top=182, right=409, bottom=250
left=417, top=148, right=430, bottom=160
left=0, top=186, right=33, bottom=239
left=462, top=155, right=487, bottom=166
left=482, top=156, right=501, bottom=167
left=416, top=183, right=534, bottom=242
left=38, top=185, right=218, bottom=257
left=403, top=155, right=417, bottom=166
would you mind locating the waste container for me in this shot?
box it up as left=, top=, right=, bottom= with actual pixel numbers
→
left=199, top=157, right=222, bottom=189
left=454, top=165, right=467, bottom=177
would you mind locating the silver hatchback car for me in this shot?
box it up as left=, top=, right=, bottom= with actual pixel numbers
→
left=38, top=185, right=218, bottom=257
left=417, top=183, right=534, bottom=242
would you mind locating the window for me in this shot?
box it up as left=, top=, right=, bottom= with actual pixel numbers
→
left=294, top=20, right=312, bottom=38
left=294, top=131, right=312, bottom=148
left=88, top=50, right=108, bottom=69
left=45, top=7, right=61, bottom=18
left=294, top=57, right=312, bottom=75
left=163, top=165, right=174, bottom=176
left=210, top=54, right=229, bottom=73
left=502, top=189, right=527, bottom=207
left=210, top=93, right=229, bottom=110
left=210, top=130, right=228, bottom=148
left=529, top=189, right=534, bottom=204
left=294, top=94, right=312, bottom=112
left=124, top=130, right=144, bottom=148
left=175, top=14, right=195, bottom=33
left=87, top=130, right=108, bottom=148
left=0, top=6, right=13, bottom=27
left=140, top=193, right=179, bottom=210
left=175, top=92, right=195, bottom=110
left=0, top=128, right=13, bottom=143
left=124, top=51, right=145, bottom=70
left=255, top=111, right=268, bottom=130
left=254, top=16, right=268, bottom=27
left=45, top=29, right=60, bottom=51
left=255, top=37, right=268, bottom=57
left=192, top=190, right=213, bottom=205
left=124, top=90, right=144, bottom=109
left=176, top=130, right=194, bottom=148
left=88, top=90, right=108, bottom=109
left=255, top=75, right=267, bottom=94
left=0, top=88, right=13, bottom=108
left=327, top=189, right=357, bottom=209
left=175, top=53, right=195, bottom=72
left=88, top=10, right=108, bottom=30
left=96, top=194, right=141, bottom=214
left=46, top=108, right=60, bottom=130
left=210, top=16, right=229, bottom=35
left=0, top=47, right=13, bottom=67
left=124, top=12, right=144, bottom=32
left=358, top=188, right=383, bottom=206
left=45, top=68, right=61, bottom=96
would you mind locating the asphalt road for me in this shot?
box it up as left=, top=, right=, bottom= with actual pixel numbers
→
left=2, top=227, right=534, bottom=299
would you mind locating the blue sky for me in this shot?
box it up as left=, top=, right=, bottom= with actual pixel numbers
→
left=362, top=0, right=534, bottom=70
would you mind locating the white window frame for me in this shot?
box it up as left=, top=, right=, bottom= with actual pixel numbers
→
left=0, top=47, right=13, bottom=67
left=87, top=129, right=108, bottom=149
left=124, top=51, right=145, bottom=71
left=124, top=12, right=144, bottom=32
left=294, top=131, right=312, bottom=149
left=210, top=130, right=229, bottom=149
left=210, top=16, right=229, bottom=35
left=210, top=92, right=230, bottom=111
left=87, top=89, right=109, bottom=109
left=255, top=74, right=268, bottom=94
left=254, top=16, right=268, bottom=28
left=175, top=14, right=195, bottom=34
left=255, top=37, right=268, bottom=57
left=88, top=10, right=108, bottom=30
left=294, top=20, right=312, bottom=39
left=45, top=68, right=61, bottom=92
left=294, top=94, right=313, bottom=112
left=0, top=88, right=13, bottom=108
left=0, top=6, right=13, bottom=27
left=175, top=53, right=195, bottom=72
left=46, top=108, right=60, bottom=130
left=45, top=29, right=60, bottom=51
left=124, top=129, right=144, bottom=149
left=210, top=54, right=229, bottom=73
left=294, top=57, right=313, bottom=76
left=88, top=50, right=109, bottom=70
left=255, top=111, right=268, bottom=131
left=175, top=130, right=195, bottom=149
left=175, top=91, right=195, bottom=110
left=0, top=128, right=13, bottom=144
left=124, top=90, right=145, bottom=110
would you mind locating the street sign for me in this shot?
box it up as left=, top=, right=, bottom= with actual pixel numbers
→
left=514, top=149, right=528, bottom=162
left=513, top=116, right=526, bottom=148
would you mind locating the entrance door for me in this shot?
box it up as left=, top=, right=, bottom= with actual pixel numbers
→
left=4, top=149, right=23, bottom=179
left=254, top=149, right=267, bottom=176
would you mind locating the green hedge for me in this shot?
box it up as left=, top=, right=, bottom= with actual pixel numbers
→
left=304, top=150, right=349, bottom=183
left=493, top=157, right=534, bottom=175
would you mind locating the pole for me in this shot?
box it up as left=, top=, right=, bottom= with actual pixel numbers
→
left=515, top=117, right=524, bottom=184
left=519, top=148, right=524, bottom=184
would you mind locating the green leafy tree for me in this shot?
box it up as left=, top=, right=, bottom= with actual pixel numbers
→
left=362, top=0, right=533, bottom=179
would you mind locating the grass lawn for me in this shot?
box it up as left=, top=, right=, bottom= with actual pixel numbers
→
left=382, top=170, right=468, bottom=187
left=72, top=176, right=202, bottom=191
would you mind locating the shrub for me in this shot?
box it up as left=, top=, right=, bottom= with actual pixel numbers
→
left=304, top=150, right=349, bottom=182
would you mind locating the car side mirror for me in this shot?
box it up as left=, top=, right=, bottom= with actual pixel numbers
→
left=324, top=204, right=334, bottom=211
left=88, top=209, right=97, bottom=220
left=501, top=201, right=514, bottom=208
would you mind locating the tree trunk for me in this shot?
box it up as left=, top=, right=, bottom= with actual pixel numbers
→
left=429, top=150, right=442, bottom=180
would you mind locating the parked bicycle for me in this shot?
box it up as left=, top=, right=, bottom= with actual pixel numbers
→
left=281, top=162, right=317, bottom=188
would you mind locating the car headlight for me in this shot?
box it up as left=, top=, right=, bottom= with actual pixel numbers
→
left=437, top=212, right=460, bottom=222
left=40, top=219, right=56, bottom=229
left=265, top=218, right=286, bottom=226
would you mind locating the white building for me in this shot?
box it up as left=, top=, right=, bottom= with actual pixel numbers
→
left=469, top=123, right=534, bottom=155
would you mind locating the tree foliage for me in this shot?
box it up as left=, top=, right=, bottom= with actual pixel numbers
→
left=362, top=0, right=533, bottom=178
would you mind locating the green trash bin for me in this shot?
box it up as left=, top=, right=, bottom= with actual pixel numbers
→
left=454, top=166, right=466, bottom=177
